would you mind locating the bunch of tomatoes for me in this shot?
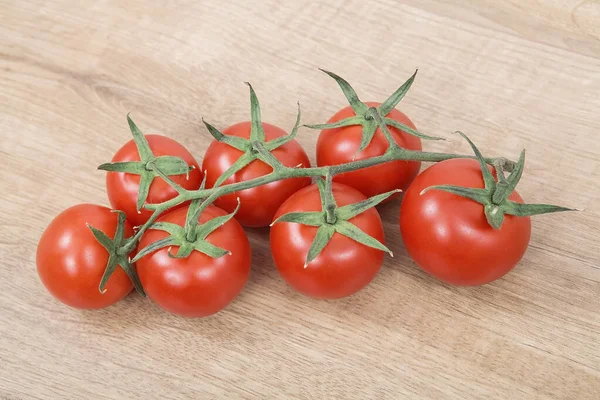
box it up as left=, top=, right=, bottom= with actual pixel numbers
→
left=36, top=71, right=568, bottom=318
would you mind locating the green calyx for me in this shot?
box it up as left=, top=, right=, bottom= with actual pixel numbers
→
left=421, top=131, right=575, bottom=229
left=98, top=114, right=194, bottom=212
left=271, top=178, right=397, bottom=267
left=304, top=69, right=443, bottom=158
left=132, top=195, right=240, bottom=262
left=202, top=83, right=302, bottom=187
left=87, top=210, right=145, bottom=295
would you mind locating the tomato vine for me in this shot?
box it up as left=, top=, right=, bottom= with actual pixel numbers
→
left=46, top=69, right=574, bottom=303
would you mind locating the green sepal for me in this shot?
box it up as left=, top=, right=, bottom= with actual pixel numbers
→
left=133, top=199, right=241, bottom=262
left=383, top=118, right=444, bottom=141
left=303, top=116, right=363, bottom=131
left=191, top=242, right=231, bottom=259
left=484, top=204, right=505, bottom=230
left=271, top=211, right=324, bottom=227
left=378, top=69, right=417, bottom=116
left=273, top=179, right=394, bottom=267
left=336, top=189, right=401, bottom=220
left=420, top=131, right=575, bottom=229
left=304, top=224, right=335, bottom=267
left=264, top=103, right=301, bottom=151
left=307, top=69, right=440, bottom=158
left=152, top=156, right=193, bottom=176
left=202, top=118, right=249, bottom=151
left=355, top=122, right=378, bottom=155
left=493, top=150, right=525, bottom=204
left=196, top=199, right=241, bottom=240
left=87, top=210, right=145, bottom=296
left=131, top=236, right=178, bottom=262
left=420, top=185, right=490, bottom=204
left=501, top=201, right=575, bottom=217
left=127, top=114, right=153, bottom=160
left=204, top=84, right=301, bottom=189
left=246, top=82, right=266, bottom=142
left=319, top=69, right=368, bottom=114
left=454, top=131, right=496, bottom=191
left=334, top=221, right=393, bottom=257
left=214, top=152, right=257, bottom=187
left=97, top=161, right=145, bottom=174
left=99, top=115, right=194, bottom=211
left=135, top=171, right=154, bottom=211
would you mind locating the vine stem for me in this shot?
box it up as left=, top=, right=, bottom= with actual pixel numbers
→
left=120, top=146, right=515, bottom=254
left=323, top=172, right=337, bottom=224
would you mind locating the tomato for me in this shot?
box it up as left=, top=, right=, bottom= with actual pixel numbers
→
left=202, top=121, right=311, bottom=227
left=106, top=134, right=203, bottom=226
left=136, top=205, right=251, bottom=317
left=400, top=158, right=531, bottom=286
left=316, top=102, right=422, bottom=199
left=36, top=204, right=134, bottom=309
left=270, top=182, right=385, bottom=299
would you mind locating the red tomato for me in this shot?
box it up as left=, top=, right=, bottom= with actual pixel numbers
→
left=400, top=158, right=531, bottom=286
left=202, top=121, right=311, bottom=227
left=270, top=182, right=385, bottom=299
left=36, top=204, right=134, bottom=309
left=136, top=205, right=251, bottom=317
left=106, top=134, right=203, bottom=226
left=317, top=102, right=422, bottom=199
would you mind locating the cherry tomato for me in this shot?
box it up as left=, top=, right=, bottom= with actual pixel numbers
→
left=36, top=204, right=134, bottom=309
left=202, top=121, right=311, bottom=227
left=400, top=158, right=531, bottom=286
left=270, top=182, right=385, bottom=299
left=316, top=102, right=422, bottom=199
left=136, top=205, right=251, bottom=317
left=106, top=134, right=203, bottom=226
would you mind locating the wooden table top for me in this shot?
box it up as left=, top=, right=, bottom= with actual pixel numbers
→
left=1, top=1, right=599, bottom=399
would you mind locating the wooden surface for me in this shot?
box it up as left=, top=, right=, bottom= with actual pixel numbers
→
left=1, top=1, right=599, bottom=399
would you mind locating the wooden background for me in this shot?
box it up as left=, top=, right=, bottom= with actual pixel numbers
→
left=1, top=0, right=599, bottom=399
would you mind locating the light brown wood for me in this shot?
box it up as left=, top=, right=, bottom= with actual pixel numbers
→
left=1, top=0, right=599, bottom=399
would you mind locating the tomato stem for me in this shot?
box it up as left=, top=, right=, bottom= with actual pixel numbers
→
left=322, top=173, right=337, bottom=224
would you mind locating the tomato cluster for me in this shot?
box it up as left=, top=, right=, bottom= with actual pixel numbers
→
left=36, top=71, right=570, bottom=318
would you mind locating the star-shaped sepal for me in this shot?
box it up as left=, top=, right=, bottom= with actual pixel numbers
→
left=421, top=131, right=576, bottom=229
left=305, top=69, right=444, bottom=159
left=87, top=210, right=145, bottom=296
left=271, top=178, right=398, bottom=268
left=98, top=114, right=195, bottom=212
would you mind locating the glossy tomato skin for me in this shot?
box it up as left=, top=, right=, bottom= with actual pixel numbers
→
left=106, top=134, right=203, bottom=226
left=270, top=183, right=385, bottom=299
left=36, top=204, right=134, bottom=309
left=317, top=102, right=422, bottom=199
left=400, top=158, right=531, bottom=286
left=136, top=205, right=251, bottom=317
left=202, top=121, right=311, bottom=228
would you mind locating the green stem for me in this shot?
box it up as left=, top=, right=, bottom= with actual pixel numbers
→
left=124, top=148, right=515, bottom=253
left=323, top=172, right=337, bottom=224
left=120, top=209, right=162, bottom=254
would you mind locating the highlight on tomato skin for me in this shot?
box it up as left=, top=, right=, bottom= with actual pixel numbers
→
left=202, top=121, right=312, bottom=228
left=36, top=204, right=135, bottom=309
left=317, top=102, right=422, bottom=199
left=135, top=204, right=252, bottom=318
left=269, top=182, right=386, bottom=299
left=399, top=158, right=532, bottom=286
left=105, top=134, right=203, bottom=226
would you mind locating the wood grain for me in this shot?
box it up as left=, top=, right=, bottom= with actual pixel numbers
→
left=1, top=0, right=599, bottom=399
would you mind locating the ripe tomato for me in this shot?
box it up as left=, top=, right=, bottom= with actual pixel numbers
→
left=106, top=134, right=203, bottom=226
left=136, top=205, right=251, bottom=317
left=270, top=182, right=385, bottom=299
left=400, top=158, right=531, bottom=286
left=316, top=102, right=422, bottom=199
left=36, top=204, right=134, bottom=309
left=202, top=121, right=311, bottom=227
